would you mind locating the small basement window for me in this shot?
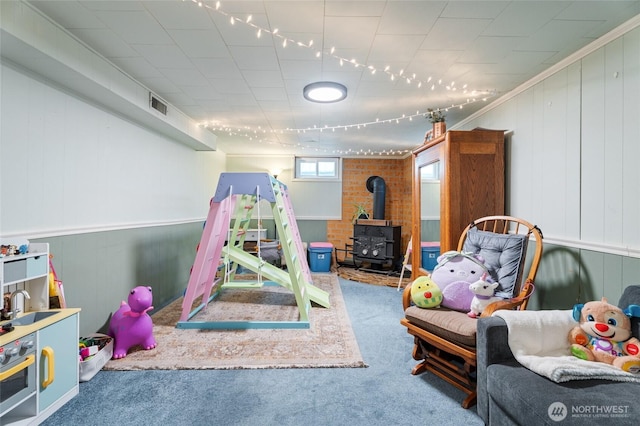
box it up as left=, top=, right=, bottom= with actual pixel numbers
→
left=294, top=157, right=340, bottom=180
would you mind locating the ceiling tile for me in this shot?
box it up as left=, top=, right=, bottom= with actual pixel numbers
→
left=519, top=19, right=606, bottom=51
left=94, top=10, right=174, bottom=44
left=168, top=30, right=228, bottom=58
left=264, top=1, right=324, bottom=33
left=483, top=1, right=569, bottom=37
left=192, top=57, right=237, bottom=79
left=143, top=0, right=214, bottom=30
left=252, top=87, right=289, bottom=101
left=229, top=46, right=280, bottom=70
left=21, top=0, right=640, bottom=156
left=377, top=1, right=443, bottom=34
left=368, top=35, right=425, bottom=63
left=180, top=85, right=223, bottom=101
left=324, top=17, right=379, bottom=49
left=457, top=36, right=528, bottom=64
left=421, top=18, right=493, bottom=51
left=159, top=68, right=209, bottom=87
left=209, top=79, right=252, bottom=95
left=80, top=1, right=145, bottom=12
left=441, top=1, right=509, bottom=20
left=132, top=44, right=193, bottom=69
left=111, top=57, right=164, bottom=79
left=279, top=60, right=321, bottom=80
left=242, top=69, right=285, bottom=87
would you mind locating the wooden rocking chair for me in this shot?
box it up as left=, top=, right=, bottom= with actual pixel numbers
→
left=400, top=216, right=543, bottom=408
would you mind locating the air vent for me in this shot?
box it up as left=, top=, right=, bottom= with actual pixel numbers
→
left=149, top=93, right=167, bottom=115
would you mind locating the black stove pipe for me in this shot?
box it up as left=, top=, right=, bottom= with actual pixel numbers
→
left=366, top=176, right=386, bottom=220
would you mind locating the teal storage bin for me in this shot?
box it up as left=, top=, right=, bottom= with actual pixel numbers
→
left=309, top=242, right=333, bottom=272
left=421, top=242, right=440, bottom=271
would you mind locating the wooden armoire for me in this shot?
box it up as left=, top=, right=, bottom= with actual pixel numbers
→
left=411, top=129, right=505, bottom=278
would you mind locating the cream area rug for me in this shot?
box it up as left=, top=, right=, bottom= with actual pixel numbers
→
left=104, top=273, right=366, bottom=370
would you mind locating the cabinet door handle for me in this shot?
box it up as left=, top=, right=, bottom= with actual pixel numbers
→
left=0, top=354, right=35, bottom=380
left=41, top=346, right=55, bottom=388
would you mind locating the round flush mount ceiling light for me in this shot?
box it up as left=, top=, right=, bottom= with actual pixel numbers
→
left=303, top=81, right=347, bottom=103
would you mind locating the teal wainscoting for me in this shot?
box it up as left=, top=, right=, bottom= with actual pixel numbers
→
left=420, top=220, right=441, bottom=244
left=33, top=220, right=328, bottom=336
left=34, top=222, right=204, bottom=336
left=245, top=219, right=327, bottom=245
left=528, top=243, right=640, bottom=310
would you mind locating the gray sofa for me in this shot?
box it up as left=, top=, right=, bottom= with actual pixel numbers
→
left=477, top=285, right=640, bottom=425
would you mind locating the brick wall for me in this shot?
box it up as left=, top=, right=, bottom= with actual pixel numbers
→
left=328, top=157, right=413, bottom=260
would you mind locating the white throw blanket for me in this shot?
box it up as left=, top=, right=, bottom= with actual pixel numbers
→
left=493, top=309, right=640, bottom=383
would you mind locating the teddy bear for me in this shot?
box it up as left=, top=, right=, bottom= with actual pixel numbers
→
left=429, top=251, right=489, bottom=312
left=467, top=273, right=502, bottom=318
left=569, top=297, right=640, bottom=373
left=410, top=275, right=443, bottom=308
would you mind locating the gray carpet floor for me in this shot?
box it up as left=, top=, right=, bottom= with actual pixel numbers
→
left=43, top=277, right=484, bottom=426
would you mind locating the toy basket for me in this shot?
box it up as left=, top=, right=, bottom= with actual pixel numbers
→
left=78, top=333, right=113, bottom=382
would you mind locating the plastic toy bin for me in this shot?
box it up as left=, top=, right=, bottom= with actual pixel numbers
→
left=421, top=242, right=440, bottom=271
left=308, top=242, right=333, bottom=272
left=79, top=333, right=113, bottom=382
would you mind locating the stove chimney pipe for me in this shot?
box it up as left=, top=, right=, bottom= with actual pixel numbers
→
left=366, top=176, right=386, bottom=220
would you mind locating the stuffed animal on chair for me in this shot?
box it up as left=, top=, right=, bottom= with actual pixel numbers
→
left=410, top=275, right=443, bottom=308
left=467, top=273, right=502, bottom=318
left=109, top=286, right=157, bottom=359
left=430, top=251, right=488, bottom=312
left=569, top=297, right=640, bottom=373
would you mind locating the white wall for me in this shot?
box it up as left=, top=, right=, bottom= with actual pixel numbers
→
left=0, top=61, right=226, bottom=239
left=462, top=25, right=640, bottom=258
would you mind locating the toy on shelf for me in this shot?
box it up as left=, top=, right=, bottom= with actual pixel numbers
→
left=48, top=255, right=66, bottom=308
left=108, top=285, right=157, bottom=359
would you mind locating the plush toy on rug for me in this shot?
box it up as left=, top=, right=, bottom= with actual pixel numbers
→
left=430, top=251, right=488, bottom=312
left=569, top=298, right=640, bottom=373
left=410, top=275, right=443, bottom=308
left=109, top=285, right=157, bottom=359
left=467, top=273, right=502, bottom=318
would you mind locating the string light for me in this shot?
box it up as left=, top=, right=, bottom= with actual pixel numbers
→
left=200, top=96, right=493, bottom=136
left=196, top=126, right=414, bottom=156
left=185, top=0, right=494, bottom=96
left=184, top=0, right=497, bottom=155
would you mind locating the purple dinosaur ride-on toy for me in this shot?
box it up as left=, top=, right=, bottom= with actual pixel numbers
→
left=109, top=285, right=157, bottom=359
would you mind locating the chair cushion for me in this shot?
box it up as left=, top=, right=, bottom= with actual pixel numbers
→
left=462, top=227, right=528, bottom=298
left=405, top=305, right=477, bottom=348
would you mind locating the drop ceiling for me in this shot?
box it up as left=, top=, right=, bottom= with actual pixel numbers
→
left=15, top=1, right=640, bottom=155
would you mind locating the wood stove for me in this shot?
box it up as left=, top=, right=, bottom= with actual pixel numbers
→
left=352, top=222, right=401, bottom=270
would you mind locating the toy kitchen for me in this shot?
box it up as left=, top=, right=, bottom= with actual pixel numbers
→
left=1, top=242, right=81, bottom=425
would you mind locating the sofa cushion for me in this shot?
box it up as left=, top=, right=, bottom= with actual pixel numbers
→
left=404, top=305, right=477, bottom=348
left=619, top=285, right=640, bottom=339
left=462, top=227, right=528, bottom=299
left=487, top=360, right=640, bottom=425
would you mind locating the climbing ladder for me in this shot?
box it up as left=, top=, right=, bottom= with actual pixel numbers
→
left=177, top=172, right=330, bottom=329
